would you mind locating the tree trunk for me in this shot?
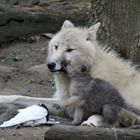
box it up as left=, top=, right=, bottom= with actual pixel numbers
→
left=45, top=125, right=140, bottom=140
left=0, top=0, right=140, bottom=65
left=89, top=0, right=140, bottom=65
left=0, top=0, right=91, bottom=43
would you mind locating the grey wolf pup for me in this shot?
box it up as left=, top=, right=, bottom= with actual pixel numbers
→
left=54, top=52, right=140, bottom=127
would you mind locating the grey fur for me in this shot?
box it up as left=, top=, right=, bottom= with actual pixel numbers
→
left=69, top=76, right=124, bottom=126
left=53, top=57, right=124, bottom=126
left=52, top=48, right=140, bottom=127
left=59, top=54, right=140, bottom=126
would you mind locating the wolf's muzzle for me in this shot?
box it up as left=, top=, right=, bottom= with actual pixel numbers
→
left=47, top=61, right=66, bottom=73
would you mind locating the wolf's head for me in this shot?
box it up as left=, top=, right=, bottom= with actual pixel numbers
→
left=47, top=20, right=100, bottom=73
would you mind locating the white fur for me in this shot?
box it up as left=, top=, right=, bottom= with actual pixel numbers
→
left=90, top=46, right=140, bottom=109
left=81, top=115, right=104, bottom=127
left=48, top=21, right=140, bottom=110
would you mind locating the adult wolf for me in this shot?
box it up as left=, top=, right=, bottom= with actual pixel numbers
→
left=0, top=20, right=140, bottom=125
left=47, top=20, right=140, bottom=111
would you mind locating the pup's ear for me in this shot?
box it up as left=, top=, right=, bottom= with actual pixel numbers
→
left=86, top=22, right=101, bottom=41
left=61, top=20, right=74, bottom=29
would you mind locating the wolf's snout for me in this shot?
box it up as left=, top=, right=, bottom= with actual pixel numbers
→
left=47, top=62, right=56, bottom=71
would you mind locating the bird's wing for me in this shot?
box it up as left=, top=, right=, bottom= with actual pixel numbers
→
left=18, top=105, right=48, bottom=120
left=0, top=105, right=48, bottom=127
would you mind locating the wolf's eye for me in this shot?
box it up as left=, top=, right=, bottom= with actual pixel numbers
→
left=66, top=48, right=74, bottom=52
left=54, top=45, right=58, bottom=50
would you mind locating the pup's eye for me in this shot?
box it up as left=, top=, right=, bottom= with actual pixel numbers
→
left=66, top=48, right=74, bottom=52
left=81, top=65, right=87, bottom=72
left=54, top=45, right=58, bottom=50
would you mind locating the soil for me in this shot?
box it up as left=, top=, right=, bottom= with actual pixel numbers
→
left=0, top=37, right=69, bottom=140
left=0, top=37, right=54, bottom=97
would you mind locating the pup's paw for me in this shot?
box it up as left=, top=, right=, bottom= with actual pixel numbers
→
left=81, top=115, right=104, bottom=127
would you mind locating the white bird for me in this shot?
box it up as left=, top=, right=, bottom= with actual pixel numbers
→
left=0, top=104, right=49, bottom=128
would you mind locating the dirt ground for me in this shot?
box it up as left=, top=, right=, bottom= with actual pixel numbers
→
left=0, top=37, right=69, bottom=140
left=0, top=37, right=54, bottom=98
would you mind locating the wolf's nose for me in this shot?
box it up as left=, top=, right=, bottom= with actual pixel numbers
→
left=47, top=62, right=56, bottom=70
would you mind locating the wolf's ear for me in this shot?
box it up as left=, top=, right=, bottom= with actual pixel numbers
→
left=86, top=22, right=101, bottom=40
left=61, top=20, right=74, bottom=30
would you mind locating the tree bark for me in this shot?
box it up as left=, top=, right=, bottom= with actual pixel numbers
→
left=45, top=125, right=140, bottom=140
left=0, top=0, right=91, bottom=43
left=89, top=0, right=140, bottom=65
left=0, top=0, right=140, bottom=64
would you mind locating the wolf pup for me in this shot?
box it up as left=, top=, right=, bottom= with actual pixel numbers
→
left=53, top=51, right=125, bottom=127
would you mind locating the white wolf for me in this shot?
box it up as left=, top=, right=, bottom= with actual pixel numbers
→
left=0, top=20, right=140, bottom=125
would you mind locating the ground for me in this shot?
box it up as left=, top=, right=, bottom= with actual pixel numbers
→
left=0, top=36, right=69, bottom=140
left=0, top=37, right=53, bottom=98
left=0, top=127, right=47, bottom=140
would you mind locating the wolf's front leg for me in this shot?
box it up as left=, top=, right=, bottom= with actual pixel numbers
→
left=0, top=73, right=71, bottom=116
left=0, top=95, right=66, bottom=116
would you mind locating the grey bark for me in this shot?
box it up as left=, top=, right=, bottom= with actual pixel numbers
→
left=89, top=0, right=140, bottom=65
left=45, top=125, right=140, bottom=140
left=0, top=0, right=140, bottom=65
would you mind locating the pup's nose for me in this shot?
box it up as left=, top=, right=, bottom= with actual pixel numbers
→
left=47, top=62, right=56, bottom=70
left=61, top=60, right=67, bottom=67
